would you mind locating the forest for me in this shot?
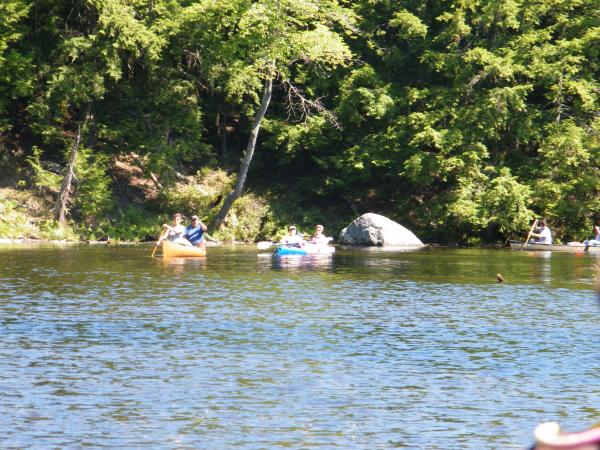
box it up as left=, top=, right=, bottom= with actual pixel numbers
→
left=0, top=0, right=598, bottom=244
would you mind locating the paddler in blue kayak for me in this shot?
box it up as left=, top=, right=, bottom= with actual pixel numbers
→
left=281, top=225, right=305, bottom=248
left=310, top=224, right=330, bottom=245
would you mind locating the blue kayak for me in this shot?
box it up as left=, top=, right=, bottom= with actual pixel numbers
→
left=275, top=245, right=308, bottom=256
left=274, top=244, right=335, bottom=256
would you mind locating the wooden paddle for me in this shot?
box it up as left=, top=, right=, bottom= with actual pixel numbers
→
left=521, top=218, right=538, bottom=250
left=151, top=228, right=168, bottom=257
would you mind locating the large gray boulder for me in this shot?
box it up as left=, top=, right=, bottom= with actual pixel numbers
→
left=338, top=213, right=424, bottom=247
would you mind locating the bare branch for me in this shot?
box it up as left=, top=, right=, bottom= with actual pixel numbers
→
left=281, top=79, right=341, bottom=130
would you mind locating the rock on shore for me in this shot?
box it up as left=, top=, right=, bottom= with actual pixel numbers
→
left=338, top=213, right=424, bottom=247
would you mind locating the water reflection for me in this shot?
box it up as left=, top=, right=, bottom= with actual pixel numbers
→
left=256, top=253, right=334, bottom=272
left=271, top=254, right=333, bottom=271
left=159, top=256, right=207, bottom=269
left=338, top=245, right=424, bottom=253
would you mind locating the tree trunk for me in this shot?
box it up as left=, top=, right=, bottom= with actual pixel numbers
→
left=555, top=69, right=564, bottom=123
left=54, top=124, right=82, bottom=224
left=221, top=115, right=228, bottom=159
left=148, top=171, right=163, bottom=190
left=212, top=76, right=273, bottom=230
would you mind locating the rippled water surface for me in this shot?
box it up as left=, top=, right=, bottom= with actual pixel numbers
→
left=0, top=244, right=599, bottom=449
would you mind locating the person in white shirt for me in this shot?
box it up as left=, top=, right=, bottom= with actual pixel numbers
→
left=161, top=213, right=191, bottom=245
left=311, top=224, right=330, bottom=245
left=530, top=220, right=552, bottom=244
left=281, top=225, right=304, bottom=247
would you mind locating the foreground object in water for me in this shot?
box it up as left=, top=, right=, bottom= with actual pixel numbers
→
left=532, top=421, right=600, bottom=449
left=509, top=240, right=600, bottom=253
left=275, top=243, right=335, bottom=256
left=161, top=240, right=206, bottom=258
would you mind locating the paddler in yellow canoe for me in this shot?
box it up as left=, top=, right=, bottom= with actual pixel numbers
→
left=183, top=214, right=208, bottom=249
left=161, top=213, right=189, bottom=245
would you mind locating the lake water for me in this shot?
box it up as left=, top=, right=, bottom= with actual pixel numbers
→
left=0, top=244, right=598, bottom=449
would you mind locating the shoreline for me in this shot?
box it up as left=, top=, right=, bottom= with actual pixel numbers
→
left=0, top=238, right=509, bottom=249
left=0, top=238, right=224, bottom=246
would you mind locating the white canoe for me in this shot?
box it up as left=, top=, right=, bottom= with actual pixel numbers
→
left=509, top=240, right=600, bottom=253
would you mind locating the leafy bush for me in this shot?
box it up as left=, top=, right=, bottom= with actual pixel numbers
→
left=73, top=148, right=113, bottom=220
left=28, top=145, right=113, bottom=222
left=0, top=198, right=31, bottom=238
left=480, top=168, right=533, bottom=236
left=37, top=219, right=78, bottom=241
left=27, top=146, right=61, bottom=193
left=157, top=168, right=233, bottom=220
left=0, top=188, right=71, bottom=239
left=77, top=205, right=164, bottom=242
left=213, top=193, right=270, bottom=242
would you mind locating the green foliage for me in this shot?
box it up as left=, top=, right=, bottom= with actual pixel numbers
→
left=157, top=168, right=273, bottom=243
left=2, top=0, right=600, bottom=244
left=0, top=188, right=77, bottom=240
left=337, top=66, right=395, bottom=127
left=533, top=120, right=600, bottom=239
left=389, top=10, right=428, bottom=40
left=0, top=197, right=33, bottom=238
left=212, top=193, right=270, bottom=243
left=0, top=0, right=33, bottom=130
left=27, top=145, right=113, bottom=221
left=37, top=219, right=79, bottom=241
left=310, top=0, right=600, bottom=243
left=72, top=148, right=113, bottom=220
left=158, top=168, right=234, bottom=219
left=480, top=168, right=533, bottom=235
left=94, top=205, right=161, bottom=242
left=27, top=147, right=61, bottom=193
left=177, top=0, right=353, bottom=112
left=441, top=168, right=532, bottom=239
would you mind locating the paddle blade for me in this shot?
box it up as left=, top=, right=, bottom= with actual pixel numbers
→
left=256, top=241, right=273, bottom=250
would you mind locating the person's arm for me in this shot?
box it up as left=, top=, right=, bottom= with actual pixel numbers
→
left=530, top=227, right=543, bottom=238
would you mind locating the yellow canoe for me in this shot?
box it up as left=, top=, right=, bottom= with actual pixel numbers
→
left=162, top=240, right=206, bottom=258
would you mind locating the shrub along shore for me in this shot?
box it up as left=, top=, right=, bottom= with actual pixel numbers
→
left=0, top=166, right=348, bottom=244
